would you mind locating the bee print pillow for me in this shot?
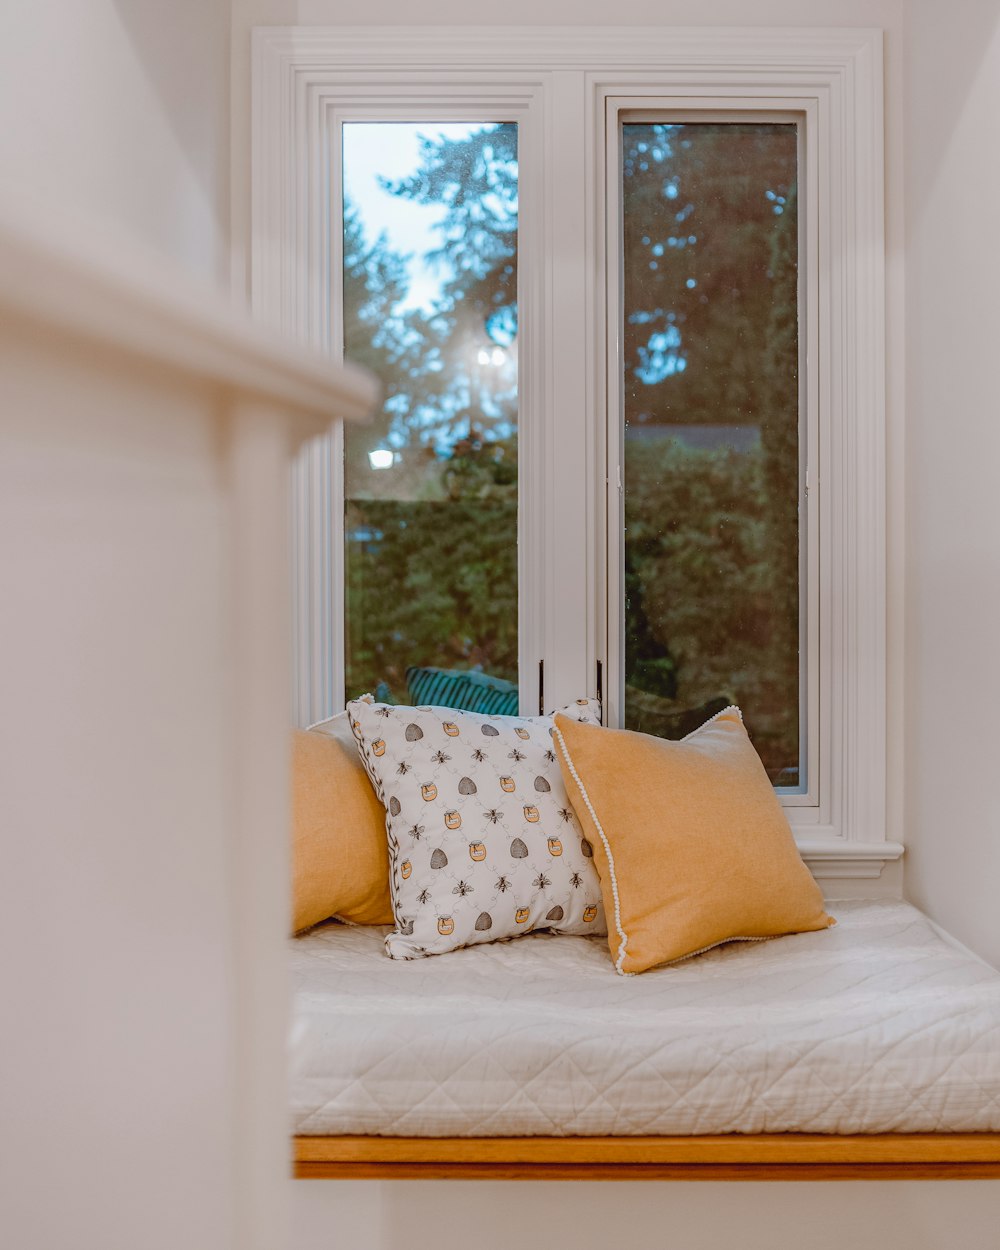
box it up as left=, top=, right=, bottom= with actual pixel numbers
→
left=347, top=696, right=607, bottom=959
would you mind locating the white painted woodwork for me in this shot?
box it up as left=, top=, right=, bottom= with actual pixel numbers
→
left=0, top=196, right=375, bottom=1250
left=601, top=96, right=821, bottom=810
left=251, top=24, right=899, bottom=884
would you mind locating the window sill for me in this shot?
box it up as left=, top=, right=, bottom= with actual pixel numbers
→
left=796, top=837, right=904, bottom=880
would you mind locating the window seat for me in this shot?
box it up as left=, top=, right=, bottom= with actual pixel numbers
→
left=290, top=900, right=1000, bottom=1179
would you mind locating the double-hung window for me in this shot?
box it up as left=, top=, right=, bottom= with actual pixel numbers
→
left=252, top=26, right=897, bottom=878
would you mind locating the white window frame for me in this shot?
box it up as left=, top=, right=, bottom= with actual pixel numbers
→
left=605, top=103, right=817, bottom=806
left=251, top=25, right=902, bottom=882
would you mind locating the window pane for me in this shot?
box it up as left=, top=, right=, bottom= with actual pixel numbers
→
left=621, top=121, right=801, bottom=787
left=342, top=122, right=519, bottom=710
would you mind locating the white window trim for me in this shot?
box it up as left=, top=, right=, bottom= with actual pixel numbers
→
left=251, top=25, right=902, bottom=881
left=603, top=100, right=818, bottom=808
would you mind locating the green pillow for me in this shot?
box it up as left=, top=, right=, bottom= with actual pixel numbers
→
left=405, top=665, right=519, bottom=715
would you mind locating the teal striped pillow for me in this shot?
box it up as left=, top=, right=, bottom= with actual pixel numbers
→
left=405, top=666, right=519, bottom=716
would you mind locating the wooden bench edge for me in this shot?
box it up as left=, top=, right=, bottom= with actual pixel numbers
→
left=293, top=1133, right=1000, bottom=1180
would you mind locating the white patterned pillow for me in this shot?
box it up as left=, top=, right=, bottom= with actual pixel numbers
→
left=348, top=697, right=607, bottom=959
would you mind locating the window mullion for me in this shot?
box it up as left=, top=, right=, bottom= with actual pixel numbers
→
left=534, top=69, right=600, bottom=713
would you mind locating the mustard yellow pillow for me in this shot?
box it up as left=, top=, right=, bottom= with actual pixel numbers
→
left=291, top=717, right=393, bottom=932
left=553, top=708, right=834, bottom=974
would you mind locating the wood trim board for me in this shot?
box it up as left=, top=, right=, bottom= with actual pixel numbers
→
left=0, top=197, right=377, bottom=436
left=294, top=1134, right=1000, bottom=1181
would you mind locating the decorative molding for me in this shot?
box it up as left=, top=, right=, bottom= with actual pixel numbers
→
left=253, top=25, right=884, bottom=71
left=797, top=839, right=904, bottom=880
left=251, top=27, right=888, bottom=858
left=0, top=194, right=377, bottom=440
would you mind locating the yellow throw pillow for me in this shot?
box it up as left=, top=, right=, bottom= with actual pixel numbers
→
left=291, top=716, right=393, bottom=932
left=552, top=708, right=834, bottom=975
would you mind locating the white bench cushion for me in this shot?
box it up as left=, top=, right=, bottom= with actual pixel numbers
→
left=290, top=899, right=1000, bottom=1136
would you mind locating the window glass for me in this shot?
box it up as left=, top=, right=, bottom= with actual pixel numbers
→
left=621, top=121, right=801, bottom=787
left=342, top=122, right=519, bottom=709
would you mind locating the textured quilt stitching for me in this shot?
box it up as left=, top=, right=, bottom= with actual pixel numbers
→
left=290, top=901, right=1000, bottom=1136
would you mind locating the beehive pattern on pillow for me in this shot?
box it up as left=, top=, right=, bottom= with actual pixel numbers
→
left=348, top=696, right=607, bottom=959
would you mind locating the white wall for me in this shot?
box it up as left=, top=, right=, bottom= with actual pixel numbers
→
left=903, top=0, right=1000, bottom=970
left=0, top=6, right=238, bottom=1250
left=0, top=333, right=238, bottom=1250
left=0, top=0, right=230, bottom=283
left=293, top=1178, right=1000, bottom=1250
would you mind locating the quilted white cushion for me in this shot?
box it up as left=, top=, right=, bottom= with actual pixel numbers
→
left=348, top=696, right=606, bottom=958
left=291, top=900, right=1000, bottom=1136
